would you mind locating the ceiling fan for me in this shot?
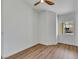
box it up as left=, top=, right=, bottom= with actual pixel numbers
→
left=34, top=0, right=55, bottom=6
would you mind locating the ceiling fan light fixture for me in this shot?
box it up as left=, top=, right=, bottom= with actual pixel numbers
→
left=34, top=0, right=55, bottom=6
left=41, top=0, right=44, bottom=3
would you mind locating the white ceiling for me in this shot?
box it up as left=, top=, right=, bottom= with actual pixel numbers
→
left=25, top=0, right=77, bottom=15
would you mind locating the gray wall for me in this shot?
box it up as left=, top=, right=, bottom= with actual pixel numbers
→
left=2, top=0, right=39, bottom=57
left=58, top=12, right=78, bottom=46
left=38, top=10, right=57, bottom=45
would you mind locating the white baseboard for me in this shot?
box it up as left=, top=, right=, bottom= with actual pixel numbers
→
left=58, top=42, right=78, bottom=46
left=40, top=42, right=58, bottom=45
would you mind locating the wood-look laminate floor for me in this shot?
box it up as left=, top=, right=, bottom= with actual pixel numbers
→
left=6, top=43, right=78, bottom=59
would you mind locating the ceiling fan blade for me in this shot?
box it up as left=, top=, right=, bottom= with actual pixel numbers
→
left=44, top=0, right=55, bottom=5
left=34, top=1, right=40, bottom=6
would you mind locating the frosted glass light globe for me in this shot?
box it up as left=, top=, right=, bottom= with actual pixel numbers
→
left=41, top=0, right=44, bottom=3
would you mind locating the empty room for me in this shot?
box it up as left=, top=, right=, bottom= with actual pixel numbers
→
left=1, top=0, right=78, bottom=59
